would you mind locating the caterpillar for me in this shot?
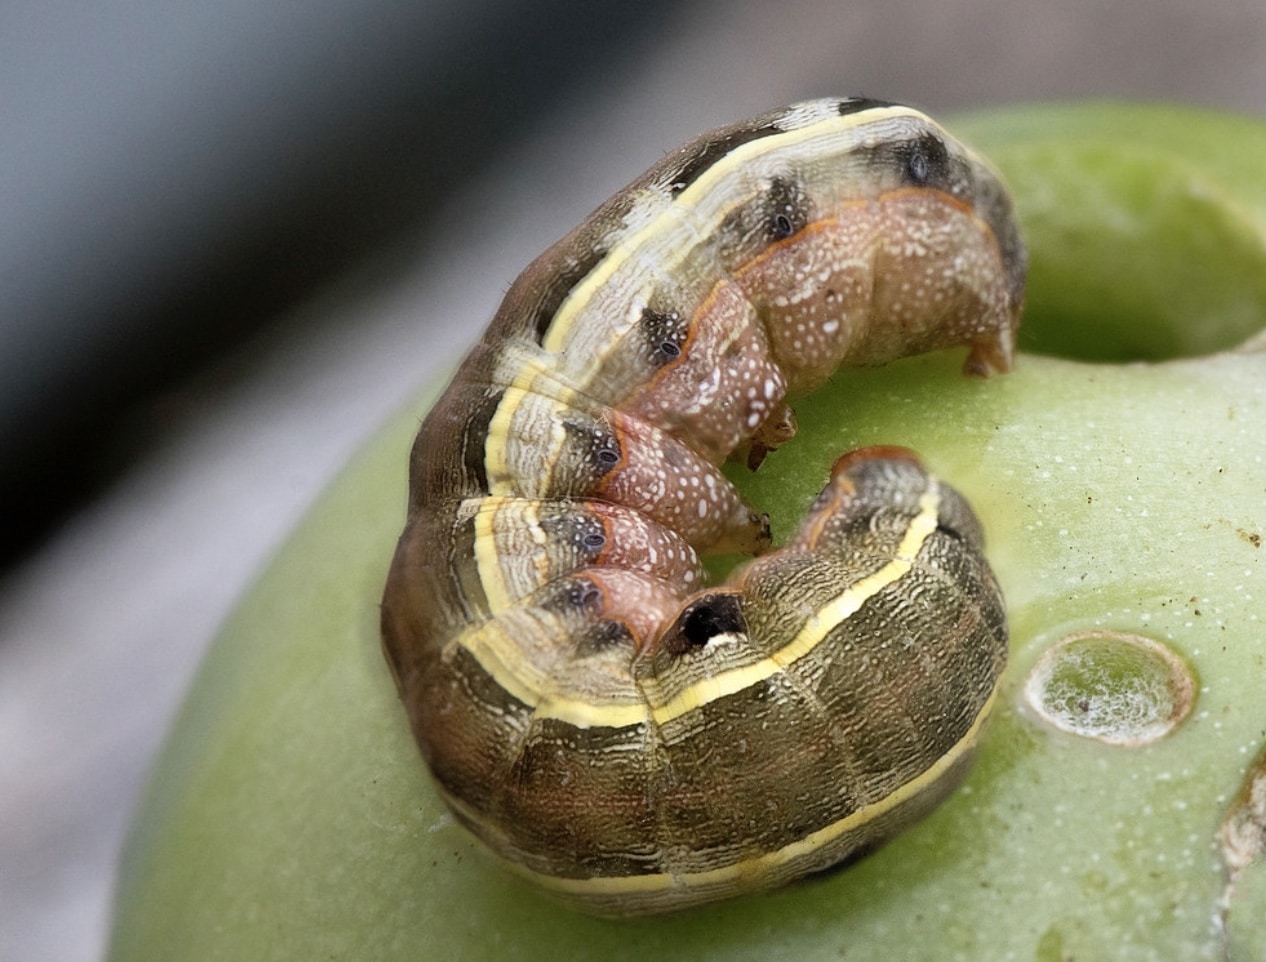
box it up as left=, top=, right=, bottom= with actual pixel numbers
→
left=380, top=97, right=1025, bottom=916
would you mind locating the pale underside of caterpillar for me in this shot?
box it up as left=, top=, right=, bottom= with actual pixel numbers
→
left=381, top=98, right=1025, bottom=916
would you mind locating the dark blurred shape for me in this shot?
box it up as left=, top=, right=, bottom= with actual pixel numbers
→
left=0, top=0, right=681, bottom=569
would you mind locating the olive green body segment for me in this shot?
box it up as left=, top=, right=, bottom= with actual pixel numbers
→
left=381, top=98, right=1024, bottom=915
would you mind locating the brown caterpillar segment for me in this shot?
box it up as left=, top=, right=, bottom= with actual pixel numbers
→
left=461, top=497, right=706, bottom=611
left=381, top=98, right=1024, bottom=916
left=484, top=389, right=771, bottom=553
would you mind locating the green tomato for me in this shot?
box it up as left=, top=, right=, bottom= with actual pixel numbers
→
left=109, top=104, right=1266, bottom=962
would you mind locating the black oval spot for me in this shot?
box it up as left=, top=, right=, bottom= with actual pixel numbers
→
left=538, top=508, right=607, bottom=560
left=641, top=306, right=687, bottom=366
left=907, top=147, right=930, bottom=185
left=900, top=133, right=950, bottom=189
left=559, top=418, right=622, bottom=476
left=662, top=592, right=747, bottom=655
left=764, top=176, right=810, bottom=242
left=682, top=596, right=745, bottom=646
left=538, top=576, right=605, bottom=617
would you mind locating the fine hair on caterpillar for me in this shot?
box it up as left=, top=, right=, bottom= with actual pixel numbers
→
left=381, top=97, right=1025, bottom=916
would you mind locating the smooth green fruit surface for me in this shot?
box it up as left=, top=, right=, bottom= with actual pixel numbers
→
left=109, top=104, right=1266, bottom=962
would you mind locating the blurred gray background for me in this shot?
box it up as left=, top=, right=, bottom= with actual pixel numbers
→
left=1, top=1, right=1262, bottom=959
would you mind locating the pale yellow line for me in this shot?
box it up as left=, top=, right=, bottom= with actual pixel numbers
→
left=484, top=373, right=582, bottom=496
left=519, top=682, right=999, bottom=900
left=484, top=385, right=527, bottom=496
left=540, top=104, right=928, bottom=359
left=457, top=482, right=940, bottom=732
left=533, top=695, right=649, bottom=730
left=646, top=483, right=941, bottom=725
left=457, top=619, right=544, bottom=712
left=458, top=618, right=650, bottom=728
left=471, top=497, right=558, bottom=616
left=470, top=499, right=514, bottom=614
left=472, top=102, right=943, bottom=730
left=678, top=105, right=929, bottom=225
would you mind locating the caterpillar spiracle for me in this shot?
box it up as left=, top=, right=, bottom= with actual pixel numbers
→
left=380, top=97, right=1025, bottom=916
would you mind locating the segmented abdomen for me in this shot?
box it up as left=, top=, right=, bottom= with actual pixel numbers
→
left=381, top=98, right=1024, bottom=915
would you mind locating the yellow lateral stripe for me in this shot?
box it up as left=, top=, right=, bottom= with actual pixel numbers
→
left=457, top=619, right=548, bottom=712
left=484, top=374, right=583, bottom=497
left=540, top=104, right=927, bottom=358
left=647, top=483, right=940, bottom=725
left=534, top=695, right=649, bottom=730
left=457, top=482, right=940, bottom=732
left=458, top=620, right=650, bottom=729
left=484, top=385, right=526, bottom=496
left=679, top=106, right=933, bottom=226
left=519, top=682, right=999, bottom=898
left=470, top=499, right=514, bottom=614
left=458, top=625, right=649, bottom=729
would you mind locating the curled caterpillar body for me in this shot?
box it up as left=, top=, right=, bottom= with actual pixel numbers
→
left=381, top=98, right=1024, bottom=916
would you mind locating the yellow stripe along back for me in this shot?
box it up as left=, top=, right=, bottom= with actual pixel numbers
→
left=456, top=483, right=942, bottom=729
left=380, top=96, right=1022, bottom=916
left=537, top=104, right=927, bottom=362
